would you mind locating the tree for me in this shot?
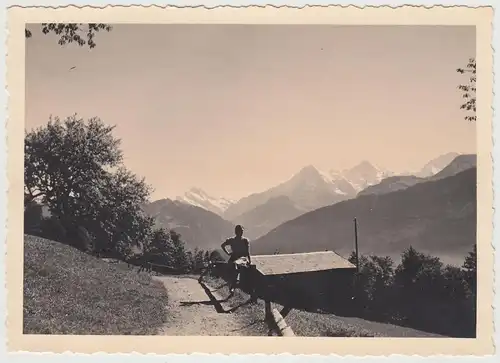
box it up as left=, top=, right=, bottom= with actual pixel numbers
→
left=24, top=115, right=153, bottom=257
left=169, top=230, right=190, bottom=272
left=209, top=249, right=226, bottom=262
left=355, top=255, right=395, bottom=313
left=191, top=248, right=206, bottom=272
left=462, top=244, right=477, bottom=297
left=25, top=115, right=123, bottom=206
left=457, top=58, right=476, bottom=122
left=143, top=227, right=174, bottom=266
left=442, top=265, right=467, bottom=301
left=203, top=250, right=211, bottom=263
left=463, top=244, right=477, bottom=274
left=370, top=256, right=395, bottom=290
left=348, top=251, right=358, bottom=266
left=24, top=199, right=43, bottom=235
left=395, top=246, right=443, bottom=293
left=394, top=246, right=444, bottom=325
left=25, top=23, right=112, bottom=49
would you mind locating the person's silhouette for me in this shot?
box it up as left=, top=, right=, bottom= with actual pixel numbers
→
left=221, top=225, right=251, bottom=294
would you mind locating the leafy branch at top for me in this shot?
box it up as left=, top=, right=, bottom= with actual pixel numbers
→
left=25, top=23, right=112, bottom=49
left=456, top=58, right=476, bottom=122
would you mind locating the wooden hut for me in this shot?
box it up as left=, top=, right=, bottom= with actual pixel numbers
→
left=250, top=251, right=357, bottom=313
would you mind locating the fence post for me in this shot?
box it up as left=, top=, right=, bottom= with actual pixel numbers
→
left=271, top=308, right=295, bottom=337
left=354, top=217, right=359, bottom=273
left=265, top=300, right=271, bottom=320
left=265, top=300, right=274, bottom=336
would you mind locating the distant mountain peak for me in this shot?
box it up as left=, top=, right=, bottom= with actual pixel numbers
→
left=417, top=152, right=461, bottom=177
left=296, top=164, right=321, bottom=176
left=176, top=187, right=234, bottom=216
left=327, top=161, right=392, bottom=193
left=352, top=160, right=376, bottom=170
left=287, top=164, right=328, bottom=185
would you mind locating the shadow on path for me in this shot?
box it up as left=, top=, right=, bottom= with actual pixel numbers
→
left=179, top=281, right=229, bottom=314
left=180, top=281, right=255, bottom=314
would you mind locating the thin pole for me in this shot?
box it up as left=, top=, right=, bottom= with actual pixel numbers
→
left=354, top=217, right=359, bottom=273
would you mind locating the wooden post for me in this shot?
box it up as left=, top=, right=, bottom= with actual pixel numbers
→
left=249, top=264, right=258, bottom=301
left=354, top=217, right=360, bottom=273
left=279, top=306, right=293, bottom=319
left=265, top=300, right=271, bottom=320
left=271, top=308, right=295, bottom=337
left=265, top=300, right=273, bottom=336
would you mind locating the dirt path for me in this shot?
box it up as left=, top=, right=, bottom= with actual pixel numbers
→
left=155, top=276, right=252, bottom=336
left=154, top=275, right=443, bottom=338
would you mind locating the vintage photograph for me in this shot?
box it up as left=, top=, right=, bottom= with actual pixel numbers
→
left=6, top=4, right=493, bottom=356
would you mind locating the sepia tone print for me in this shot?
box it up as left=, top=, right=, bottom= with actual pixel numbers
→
left=6, top=5, right=494, bottom=356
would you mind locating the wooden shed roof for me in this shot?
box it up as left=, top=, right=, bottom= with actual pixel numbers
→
left=252, top=251, right=356, bottom=276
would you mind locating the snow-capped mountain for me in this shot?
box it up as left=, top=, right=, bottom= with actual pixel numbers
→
left=222, top=164, right=350, bottom=221
left=327, top=161, right=393, bottom=193
left=223, top=162, right=389, bottom=221
left=176, top=187, right=234, bottom=216
left=356, top=153, right=475, bottom=197
left=416, top=152, right=460, bottom=178
left=429, top=154, right=476, bottom=181
left=251, top=167, right=477, bottom=260
left=176, top=161, right=394, bottom=222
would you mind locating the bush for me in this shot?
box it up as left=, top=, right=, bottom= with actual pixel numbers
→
left=349, top=244, right=477, bottom=337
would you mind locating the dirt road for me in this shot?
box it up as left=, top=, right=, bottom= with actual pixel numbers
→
left=155, top=275, right=443, bottom=338
left=155, top=275, right=259, bottom=336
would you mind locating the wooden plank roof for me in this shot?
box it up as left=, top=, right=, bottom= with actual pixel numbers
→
left=252, top=251, right=356, bottom=276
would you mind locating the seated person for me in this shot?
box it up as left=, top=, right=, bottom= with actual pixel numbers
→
left=221, top=225, right=251, bottom=294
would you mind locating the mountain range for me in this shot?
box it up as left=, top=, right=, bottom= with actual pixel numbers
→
left=175, top=154, right=463, bottom=219
left=145, top=152, right=476, bottom=256
left=251, top=167, right=477, bottom=263
left=220, top=161, right=393, bottom=221
left=171, top=160, right=394, bottom=241
left=358, top=154, right=477, bottom=197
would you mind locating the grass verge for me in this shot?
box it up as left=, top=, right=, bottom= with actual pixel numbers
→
left=203, top=275, right=440, bottom=337
left=203, top=275, right=378, bottom=337
left=23, top=234, right=169, bottom=335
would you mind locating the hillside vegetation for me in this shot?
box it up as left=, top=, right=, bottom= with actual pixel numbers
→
left=24, top=116, right=225, bottom=274
left=346, top=246, right=477, bottom=337
left=23, top=235, right=169, bottom=335
left=23, top=116, right=228, bottom=335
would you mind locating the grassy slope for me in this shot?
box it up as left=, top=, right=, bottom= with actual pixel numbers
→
left=23, top=235, right=169, bottom=335
left=204, top=276, right=441, bottom=338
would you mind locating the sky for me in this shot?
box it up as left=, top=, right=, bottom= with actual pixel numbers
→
left=25, top=24, right=476, bottom=200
